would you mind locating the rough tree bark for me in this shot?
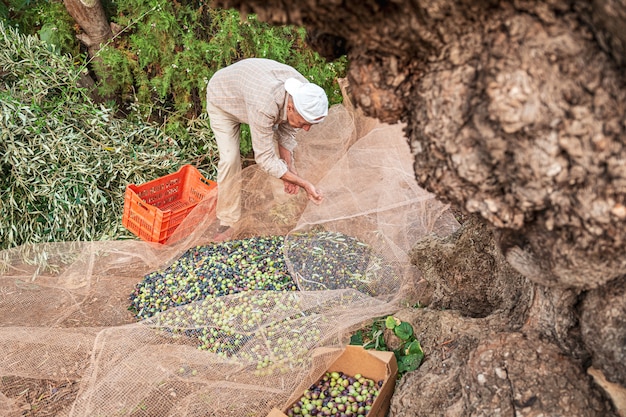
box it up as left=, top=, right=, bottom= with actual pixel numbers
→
left=213, top=0, right=626, bottom=415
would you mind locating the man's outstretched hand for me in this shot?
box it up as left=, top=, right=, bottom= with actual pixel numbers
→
left=303, top=183, right=324, bottom=204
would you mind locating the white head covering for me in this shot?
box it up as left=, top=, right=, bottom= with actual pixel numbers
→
left=284, top=78, right=329, bottom=124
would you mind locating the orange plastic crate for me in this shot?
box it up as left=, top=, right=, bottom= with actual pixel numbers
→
left=122, top=164, right=217, bottom=244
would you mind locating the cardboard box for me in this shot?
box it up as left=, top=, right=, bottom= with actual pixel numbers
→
left=267, top=345, right=398, bottom=417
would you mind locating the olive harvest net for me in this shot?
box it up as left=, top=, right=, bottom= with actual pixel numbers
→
left=0, top=81, right=459, bottom=417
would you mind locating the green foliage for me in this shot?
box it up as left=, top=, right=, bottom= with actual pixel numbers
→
left=0, top=22, right=214, bottom=250
left=350, top=315, right=425, bottom=378
left=384, top=316, right=425, bottom=374
left=0, top=2, right=9, bottom=23
left=96, top=2, right=346, bottom=158
left=2, top=0, right=78, bottom=55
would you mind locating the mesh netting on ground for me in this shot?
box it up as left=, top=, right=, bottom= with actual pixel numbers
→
left=0, top=81, right=459, bottom=417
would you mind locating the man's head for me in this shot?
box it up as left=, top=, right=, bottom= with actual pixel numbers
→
left=284, top=78, right=328, bottom=128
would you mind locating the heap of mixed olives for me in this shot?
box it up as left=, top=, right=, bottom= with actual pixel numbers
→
left=129, top=230, right=391, bottom=368
left=286, top=371, right=383, bottom=417
left=130, top=231, right=387, bottom=320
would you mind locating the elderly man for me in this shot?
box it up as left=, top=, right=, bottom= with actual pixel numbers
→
left=206, top=58, right=329, bottom=237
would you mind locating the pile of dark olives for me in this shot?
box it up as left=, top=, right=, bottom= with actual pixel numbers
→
left=130, top=231, right=388, bottom=320
left=129, top=235, right=295, bottom=319
left=286, top=230, right=385, bottom=294
left=128, top=231, right=393, bottom=371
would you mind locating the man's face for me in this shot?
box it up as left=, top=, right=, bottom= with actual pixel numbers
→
left=287, top=100, right=314, bottom=131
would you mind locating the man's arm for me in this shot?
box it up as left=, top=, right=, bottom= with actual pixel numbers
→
left=278, top=145, right=295, bottom=172
left=278, top=145, right=299, bottom=195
